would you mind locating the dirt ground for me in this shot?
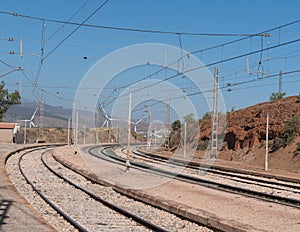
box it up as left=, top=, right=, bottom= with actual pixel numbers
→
left=20, top=126, right=300, bottom=176
left=213, top=136, right=300, bottom=175
left=154, top=136, right=300, bottom=178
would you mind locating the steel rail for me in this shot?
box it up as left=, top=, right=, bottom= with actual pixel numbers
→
left=17, top=146, right=88, bottom=232
left=136, top=148, right=300, bottom=185
left=132, top=149, right=300, bottom=192
left=41, top=150, right=168, bottom=232
left=91, top=145, right=300, bottom=209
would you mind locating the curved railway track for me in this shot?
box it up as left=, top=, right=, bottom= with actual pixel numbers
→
left=88, top=145, right=300, bottom=209
left=131, top=149, right=300, bottom=193
left=6, top=145, right=209, bottom=232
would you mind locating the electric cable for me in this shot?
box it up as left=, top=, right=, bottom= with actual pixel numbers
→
left=45, top=0, right=91, bottom=42
left=0, top=58, right=18, bottom=68
left=102, top=36, right=300, bottom=108
left=43, top=0, right=111, bottom=60
left=0, top=10, right=270, bottom=37
left=100, top=19, right=300, bottom=105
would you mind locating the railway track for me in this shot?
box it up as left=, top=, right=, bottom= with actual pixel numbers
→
left=89, top=145, right=300, bottom=209
left=132, top=149, right=300, bottom=193
left=6, top=145, right=210, bottom=232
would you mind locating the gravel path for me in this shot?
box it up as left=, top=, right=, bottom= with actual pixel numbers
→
left=60, top=145, right=300, bottom=232
left=120, top=148, right=300, bottom=201
left=6, top=147, right=211, bottom=232
left=0, top=144, right=54, bottom=232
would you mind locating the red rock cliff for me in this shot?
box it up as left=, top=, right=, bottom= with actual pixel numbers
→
left=199, top=96, right=300, bottom=150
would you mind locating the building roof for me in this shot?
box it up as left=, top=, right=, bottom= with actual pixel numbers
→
left=0, top=123, right=16, bottom=129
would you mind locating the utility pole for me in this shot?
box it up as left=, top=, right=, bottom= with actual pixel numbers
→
left=279, top=71, right=282, bottom=94
left=23, top=121, right=27, bottom=144
left=83, top=125, right=86, bottom=144
left=211, top=67, right=219, bottom=158
left=38, top=89, right=44, bottom=142
left=20, top=38, right=23, bottom=58
left=165, top=90, right=171, bottom=149
left=16, top=82, right=21, bottom=95
left=147, top=105, right=152, bottom=150
left=166, top=90, right=170, bottom=131
left=76, top=109, right=78, bottom=146
left=67, top=117, right=70, bottom=147
left=126, top=90, right=132, bottom=171
left=95, top=109, right=99, bottom=144
left=154, top=127, right=157, bottom=149
left=116, top=121, right=119, bottom=143
left=265, top=113, right=269, bottom=171
left=184, top=122, right=187, bottom=158
left=72, top=102, right=77, bottom=146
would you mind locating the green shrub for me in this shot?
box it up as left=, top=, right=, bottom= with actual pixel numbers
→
left=271, top=137, right=284, bottom=152
left=197, top=140, right=209, bottom=150
left=269, top=92, right=286, bottom=101
left=56, top=127, right=64, bottom=133
left=293, top=142, right=300, bottom=156
left=271, top=116, right=300, bottom=152
left=172, top=120, right=181, bottom=131
left=296, top=93, right=300, bottom=103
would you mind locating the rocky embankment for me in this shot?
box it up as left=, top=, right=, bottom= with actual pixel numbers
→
left=199, top=95, right=300, bottom=152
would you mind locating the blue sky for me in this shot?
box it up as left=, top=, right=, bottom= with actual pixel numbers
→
left=0, top=0, right=300, bottom=121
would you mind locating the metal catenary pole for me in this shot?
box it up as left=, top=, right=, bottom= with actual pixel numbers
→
left=67, top=117, right=70, bottom=147
left=211, top=67, right=219, bottom=158
left=184, top=122, right=187, bottom=158
left=126, top=90, right=132, bottom=171
left=265, top=113, right=269, bottom=171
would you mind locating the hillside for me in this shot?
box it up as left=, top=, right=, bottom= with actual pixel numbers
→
left=197, top=95, right=300, bottom=173
left=199, top=95, right=300, bottom=150
left=17, top=127, right=118, bottom=144
left=2, top=102, right=71, bottom=128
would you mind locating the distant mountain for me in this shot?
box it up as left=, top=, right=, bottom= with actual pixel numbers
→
left=3, top=101, right=149, bottom=130
left=2, top=102, right=72, bottom=128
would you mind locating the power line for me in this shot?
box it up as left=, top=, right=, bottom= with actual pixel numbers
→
left=102, top=36, right=300, bottom=108
left=21, top=69, right=75, bottom=103
left=224, top=69, right=300, bottom=90
left=100, top=19, right=300, bottom=105
left=0, top=10, right=271, bottom=37
left=43, top=0, right=111, bottom=60
left=2, top=8, right=299, bottom=109
left=131, top=68, right=300, bottom=113
left=228, top=79, right=300, bottom=92
left=33, top=20, right=46, bottom=92
left=33, top=1, right=92, bottom=89
left=45, top=0, right=91, bottom=42
left=0, top=58, right=18, bottom=68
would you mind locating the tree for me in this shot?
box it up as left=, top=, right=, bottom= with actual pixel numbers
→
left=183, top=113, right=199, bottom=143
left=0, top=81, right=21, bottom=121
left=270, top=115, right=300, bottom=152
left=183, top=113, right=197, bottom=125
left=269, top=92, right=286, bottom=101
left=171, top=120, right=181, bottom=131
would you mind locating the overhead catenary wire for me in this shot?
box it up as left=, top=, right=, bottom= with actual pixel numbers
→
left=1, top=8, right=298, bottom=112
left=0, top=58, right=19, bottom=68
left=43, top=0, right=111, bottom=60
left=33, top=20, right=46, bottom=92
left=2, top=8, right=298, bottom=92
left=25, top=31, right=298, bottom=110
left=33, top=0, right=92, bottom=90
left=131, top=69, right=300, bottom=113
left=100, top=19, right=300, bottom=106
left=45, top=0, right=91, bottom=42
left=0, top=10, right=271, bottom=37
left=228, top=78, right=300, bottom=92
left=5, top=0, right=110, bottom=103
left=102, top=36, right=300, bottom=108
